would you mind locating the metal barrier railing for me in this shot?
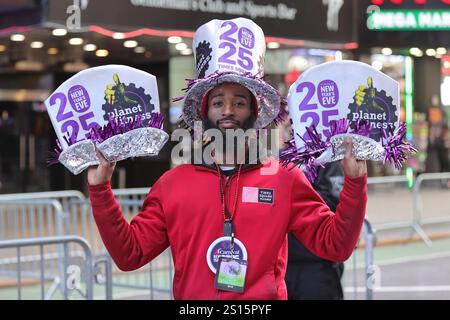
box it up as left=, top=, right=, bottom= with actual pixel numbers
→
left=349, top=218, right=377, bottom=300
left=366, top=172, right=450, bottom=246
left=0, top=191, right=173, bottom=299
left=0, top=199, right=69, bottom=299
left=413, top=172, right=450, bottom=225
left=363, top=219, right=376, bottom=300
left=366, top=175, right=412, bottom=230
left=410, top=172, right=450, bottom=245
left=60, top=196, right=173, bottom=297
left=0, top=190, right=85, bottom=202
left=112, top=187, right=150, bottom=203
left=14, top=174, right=450, bottom=300
left=0, top=236, right=93, bottom=300
left=366, top=175, right=432, bottom=246
left=0, top=199, right=65, bottom=239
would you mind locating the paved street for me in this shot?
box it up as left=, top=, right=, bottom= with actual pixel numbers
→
left=343, top=238, right=450, bottom=300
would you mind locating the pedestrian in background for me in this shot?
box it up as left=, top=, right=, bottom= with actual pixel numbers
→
left=286, top=161, right=346, bottom=300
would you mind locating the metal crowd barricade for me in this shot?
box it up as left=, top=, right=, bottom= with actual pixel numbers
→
left=348, top=218, right=377, bottom=300
left=0, top=199, right=65, bottom=239
left=112, top=188, right=173, bottom=298
left=62, top=193, right=173, bottom=298
left=366, top=175, right=432, bottom=246
left=112, top=187, right=150, bottom=199
left=0, top=236, right=93, bottom=300
left=363, top=219, right=376, bottom=300
left=0, top=199, right=74, bottom=299
left=0, top=189, right=173, bottom=299
left=0, top=190, right=86, bottom=209
left=0, top=190, right=87, bottom=245
left=413, top=172, right=450, bottom=226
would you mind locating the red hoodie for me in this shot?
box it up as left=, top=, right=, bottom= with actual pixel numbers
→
left=88, top=158, right=367, bottom=300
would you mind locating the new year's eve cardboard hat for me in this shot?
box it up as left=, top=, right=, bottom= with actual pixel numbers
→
left=45, top=65, right=168, bottom=175
left=177, top=17, right=286, bottom=129
left=281, top=60, right=416, bottom=181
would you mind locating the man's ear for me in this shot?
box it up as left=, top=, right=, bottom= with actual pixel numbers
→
left=250, top=94, right=258, bottom=118
left=200, top=91, right=212, bottom=120
left=204, top=106, right=214, bottom=124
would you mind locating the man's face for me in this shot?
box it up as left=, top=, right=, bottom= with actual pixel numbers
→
left=206, top=83, right=254, bottom=132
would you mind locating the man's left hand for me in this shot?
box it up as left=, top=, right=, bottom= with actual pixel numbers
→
left=340, top=137, right=367, bottom=179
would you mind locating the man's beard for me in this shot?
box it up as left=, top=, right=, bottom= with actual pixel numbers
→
left=204, top=114, right=256, bottom=162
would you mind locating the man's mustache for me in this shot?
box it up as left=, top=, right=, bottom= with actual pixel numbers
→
left=217, top=116, right=240, bottom=126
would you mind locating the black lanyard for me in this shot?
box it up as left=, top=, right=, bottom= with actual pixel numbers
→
left=215, top=163, right=242, bottom=238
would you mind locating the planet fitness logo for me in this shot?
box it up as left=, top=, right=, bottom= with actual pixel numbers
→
left=346, top=76, right=398, bottom=142
left=101, top=73, right=155, bottom=125
left=195, top=41, right=212, bottom=78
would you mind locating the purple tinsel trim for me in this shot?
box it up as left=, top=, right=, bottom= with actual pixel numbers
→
left=48, top=112, right=165, bottom=165
left=47, top=139, right=63, bottom=165
left=381, top=122, right=418, bottom=169
left=86, top=112, right=164, bottom=144
left=280, top=139, right=301, bottom=167
left=47, top=132, right=78, bottom=166
left=329, top=119, right=349, bottom=136
left=280, top=126, right=329, bottom=182
left=279, top=118, right=417, bottom=183
left=281, top=119, right=351, bottom=182
left=352, top=119, right=371, bottom=137
left=281, top=120, right=347, bottom=182
left=274, top=97, right=288, bottom=126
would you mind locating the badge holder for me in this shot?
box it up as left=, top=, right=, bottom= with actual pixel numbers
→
left=214, top=237, right=248, bottom=293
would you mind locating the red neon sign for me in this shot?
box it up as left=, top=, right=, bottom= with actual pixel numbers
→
left=371, top=0, right=450, bottom=4
left=443, top=56, right=450, bottom=76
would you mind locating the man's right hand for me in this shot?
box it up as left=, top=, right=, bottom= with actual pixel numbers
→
left=87, top=148, right=116, bottom=186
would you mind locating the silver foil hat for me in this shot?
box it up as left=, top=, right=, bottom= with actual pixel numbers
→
left=179, top=17, right=286, bottom=129
left=58, top=140, right=99, bottom=175
left=182, top=72, right=283, bottom=129
left=314, top=133, right=385, bottom=165
left=97, top=127, right=169, bottom=162
left=58, top=127, right=169, bottom=175
left=45, top=64, right=165, bottom=175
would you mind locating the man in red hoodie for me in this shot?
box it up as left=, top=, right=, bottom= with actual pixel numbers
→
left=87, top=80, right=367, bottom=300
left=88, top=17, right=367, bottom=300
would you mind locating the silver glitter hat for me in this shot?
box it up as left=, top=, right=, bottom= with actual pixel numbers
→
left=96, top=126, right=169, bottom=162
left=55, top=119, right=169, bottom=175
left=54, top=114, right=169, bottom=175
left=58, top=140, right=99, bottom=175
left=177, top=17, right=286, bottom=129
left=45, top=65, right=169, bottom=174
left=280, top=119, right=416, bottom=182
left=280, top=61, right=417, bottom=182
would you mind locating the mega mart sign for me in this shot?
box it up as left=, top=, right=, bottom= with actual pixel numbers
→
left=368, top=9, right=450, bottom=30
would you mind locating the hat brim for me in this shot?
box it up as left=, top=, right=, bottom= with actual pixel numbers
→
left=97, top=127, right=169, bottom=162
left=58, top=128, right=169, bottom=175
left=328, top=133, right=385, bottom=163
left=182, top=73, right=282, bottom=129
left=58, top=140, right=99, bottom=175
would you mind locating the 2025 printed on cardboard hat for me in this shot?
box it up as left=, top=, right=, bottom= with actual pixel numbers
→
left=175, top=17, right=287, bottom=129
